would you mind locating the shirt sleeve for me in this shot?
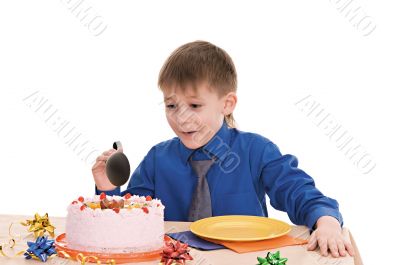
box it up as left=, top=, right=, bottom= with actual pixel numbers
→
left=95, top=146, right=156, bottom=198
left=95, top=186, right=121, bottom=196
left=122, top=146, right=156, bottom=197
left=260, top=141, right=343, bottom=230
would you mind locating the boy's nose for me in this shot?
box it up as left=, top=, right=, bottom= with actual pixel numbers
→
left=176, top=108, right=195, bottom=125
left=176, top=120, right=192, bottom=131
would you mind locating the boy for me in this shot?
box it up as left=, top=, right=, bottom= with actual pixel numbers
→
left=92, top=41, right=354, bottom=258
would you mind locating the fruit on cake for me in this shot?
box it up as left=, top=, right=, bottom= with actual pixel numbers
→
left=66, top=193, right=165, bottom=253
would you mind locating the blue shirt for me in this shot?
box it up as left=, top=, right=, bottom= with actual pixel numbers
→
left=96, top=122, right=343, bottom=229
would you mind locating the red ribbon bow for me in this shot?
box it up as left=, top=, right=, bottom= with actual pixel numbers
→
left=160, top=239, right=193, bottom=265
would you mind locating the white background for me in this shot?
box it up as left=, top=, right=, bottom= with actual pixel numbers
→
left=0, top=1, right=398, bottom=264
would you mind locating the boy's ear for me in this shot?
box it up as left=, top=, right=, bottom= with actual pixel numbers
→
left=222, top=92, right=237, bottom=115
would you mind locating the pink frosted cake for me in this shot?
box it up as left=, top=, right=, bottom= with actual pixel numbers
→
left=66, top=193, right=165, bottom=253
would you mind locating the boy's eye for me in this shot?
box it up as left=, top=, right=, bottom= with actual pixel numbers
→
left=190, top=104, right=201, bottom=109
left=166, top=104, right=177, bottom=109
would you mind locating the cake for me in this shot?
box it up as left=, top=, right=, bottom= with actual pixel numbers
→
left=66, top=193, right=165, bottom=253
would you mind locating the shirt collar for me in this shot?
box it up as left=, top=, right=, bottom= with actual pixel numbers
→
left=179, top=121, right=232, bottom=164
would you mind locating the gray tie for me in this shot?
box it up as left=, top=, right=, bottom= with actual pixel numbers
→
left=188, top=159, right=215, bottom=221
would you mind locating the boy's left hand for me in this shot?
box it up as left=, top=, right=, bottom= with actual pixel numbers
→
left=307, top=216, right=355, bottom=258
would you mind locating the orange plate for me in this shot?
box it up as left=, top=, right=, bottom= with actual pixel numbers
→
left=55, top=233, right=166, bottom=264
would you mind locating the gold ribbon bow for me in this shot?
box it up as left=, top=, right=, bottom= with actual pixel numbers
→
left=20, top=213, right=55, bottom=238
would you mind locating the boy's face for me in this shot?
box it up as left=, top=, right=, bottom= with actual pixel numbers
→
left=163, top=84, right=235, bottom=149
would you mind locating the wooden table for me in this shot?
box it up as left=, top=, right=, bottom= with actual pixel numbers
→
left=0, top=215, right=363, bottom=265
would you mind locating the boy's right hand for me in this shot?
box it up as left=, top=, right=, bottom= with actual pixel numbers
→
left=92, top=149, right=119, bottom=191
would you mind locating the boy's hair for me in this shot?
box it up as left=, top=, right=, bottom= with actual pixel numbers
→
left=158, top=40, right=237, bottom=128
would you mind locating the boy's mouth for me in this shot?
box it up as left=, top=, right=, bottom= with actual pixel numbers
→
left=182, top=131, right=197, bottom=136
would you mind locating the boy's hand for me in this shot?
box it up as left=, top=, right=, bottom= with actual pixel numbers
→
left=307, top=216, right=355, bottom=258
left=92, top=149, right=119, bottom=191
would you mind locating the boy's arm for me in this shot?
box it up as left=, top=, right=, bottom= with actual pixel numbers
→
left=259, top=141, right=343, bottom=230
left=95, top=146, right=156, bottom=197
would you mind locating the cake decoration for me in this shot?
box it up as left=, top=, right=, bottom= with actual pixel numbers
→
left=70, top=194, right=160, bottom=212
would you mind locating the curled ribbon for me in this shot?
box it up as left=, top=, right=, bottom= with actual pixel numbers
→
left=0, top=240, right=25, bottom=258
left=58, top=250, right=116, bottom=265
left=0, top=223, right=25, bottom=258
